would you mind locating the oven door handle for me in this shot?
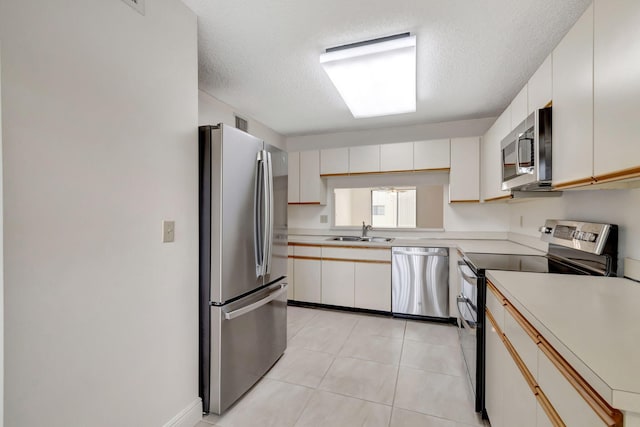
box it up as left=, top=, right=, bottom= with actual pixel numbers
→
left=456, top=296, right=477, bottom=336
left=457, top=261, right=478, bottom=285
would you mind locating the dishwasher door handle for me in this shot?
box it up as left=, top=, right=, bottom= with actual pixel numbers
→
left=392, top=249, right=448, bottom=257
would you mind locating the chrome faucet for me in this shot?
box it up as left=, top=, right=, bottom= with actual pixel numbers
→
left=362, top=221, right=373, bottom=238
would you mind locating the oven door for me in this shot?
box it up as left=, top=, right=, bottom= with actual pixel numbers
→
left=457, top=261, right=479, bottom=404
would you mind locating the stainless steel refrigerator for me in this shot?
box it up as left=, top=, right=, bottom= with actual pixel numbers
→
left=198, top=124, right=288, bottom=415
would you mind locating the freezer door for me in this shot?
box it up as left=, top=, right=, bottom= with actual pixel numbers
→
left=264, top=144, right=288, bottom=285
left=200, top=125, right=266, bottom=304
left=205, top=282, right=288, bottom=414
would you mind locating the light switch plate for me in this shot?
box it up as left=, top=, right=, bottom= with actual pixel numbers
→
left=320, top=215, right=328, bottom=224
left=163, top=220, right=175, bottom=243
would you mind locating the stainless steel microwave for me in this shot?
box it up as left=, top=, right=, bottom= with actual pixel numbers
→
left=501, top=107, right=552, bottom=191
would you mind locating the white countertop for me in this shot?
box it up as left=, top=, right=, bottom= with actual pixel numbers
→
left=487, top=270, right=640, bottom=413
left=288, top=234, right=544, bottom=256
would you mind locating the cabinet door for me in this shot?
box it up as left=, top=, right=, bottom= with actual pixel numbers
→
left=528, top=54, right=552, bottom=113
left=380, top=142, right=413, bottom=172
left=286, top=257, right=294, bottom=300
left=485, top=310, right=506, bottom=427
left=354, top=262, right=390, bottom=311
left=481, top=109, right=511, bottom=201
left=321, top=260, right=354, bottom=307
left=536, top=401, right=555, bottom=427
left=503, top=343, right=537, bottom=427
left=349, top=145, right=380, bottom=173
left=511, top=85, right=528, bottom=129
left=594, top=0, right=640, bottom=178
left=299, top=150, right=325, bottom=204
left=320, top=147, right=349, bottom=176
left=552, top=4, right=594, bottom=187
left=414, top=139, right=450, bottom=170
left=449, top=137, right=480, bottom=202
left=288, top=152, right=300, bottom=203
left=537, top=349, right=607, bottom=426
left=293, top=258, right=321, bottom=303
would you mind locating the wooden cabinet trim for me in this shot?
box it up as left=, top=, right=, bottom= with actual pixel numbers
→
left=484, top=195, right=513, bottom=202
left=504, top=303, right=542, bottom=345
left=320, top=168, right=450, bottom=178
left=289, top=242, right=390, bottom=250
left=322, top=257, right=390, bottom=264
left=413, top=167, right=450, bottom=173
left=288, top=202, right=321, bottom=205
left=553, top=177, right=595, bottom=190
left=594, top=166, right=640, bottom=184
left=502, top=330, right=539, bottom=395
left=449, top=199, right=481, bottom=204
left=319, top=173, right=350, bottom=178
left=538, top=340, right=623, bottom=427
left=290, top=255, right=322, bottom=261
left=535, top=388, right=566, bottom=427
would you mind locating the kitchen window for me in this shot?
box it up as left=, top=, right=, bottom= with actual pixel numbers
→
left=334, top=185, right=443, bottom=229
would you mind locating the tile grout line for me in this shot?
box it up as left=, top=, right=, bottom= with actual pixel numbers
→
left=388, top=319, right=408, bottom=427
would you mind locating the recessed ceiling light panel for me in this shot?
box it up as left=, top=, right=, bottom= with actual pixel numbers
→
left=320, top=33, right=416, bottom=118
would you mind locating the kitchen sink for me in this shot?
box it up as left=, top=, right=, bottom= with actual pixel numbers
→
left=329, top=236, right=362, bottom=241
left=327, top=236, right=394, bottom=243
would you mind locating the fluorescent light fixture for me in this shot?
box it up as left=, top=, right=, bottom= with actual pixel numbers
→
left=320, top=33, right=416, bottom=118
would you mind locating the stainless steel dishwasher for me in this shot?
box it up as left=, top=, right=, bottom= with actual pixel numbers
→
left=391, top=247, right=449, bottom=318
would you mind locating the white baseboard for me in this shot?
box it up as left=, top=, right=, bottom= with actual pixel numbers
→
left=163, top=397, right=202, bottom=427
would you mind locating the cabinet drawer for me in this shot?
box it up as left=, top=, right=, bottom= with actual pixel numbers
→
left=294, top=245, right=322, bottom=257
left=504, top=305, right=540, bottom=378
left=486, top=282, right=505, bottom=331
left=322, top=246, right=391, bottom=262
left=537, top=346, right=611, bottom=427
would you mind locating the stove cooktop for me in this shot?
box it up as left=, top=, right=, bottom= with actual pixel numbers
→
left=463, top=252, right=591, bottom=275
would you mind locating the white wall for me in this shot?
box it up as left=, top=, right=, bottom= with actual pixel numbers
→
left=508, top=188, right=640, bottom=275
left=0, top=41, right=5, bottom=427
left=199, top=89, right=286, bottom=149
left=286, top=117, right=495, bottom=151
left=1, top=1, right=199, bottom=426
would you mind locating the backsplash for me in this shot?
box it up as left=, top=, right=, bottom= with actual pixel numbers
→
left=508, top=187, right=640, bottom=275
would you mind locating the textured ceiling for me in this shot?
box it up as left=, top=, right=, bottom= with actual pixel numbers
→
left=182, top=0, right=591, bottom=136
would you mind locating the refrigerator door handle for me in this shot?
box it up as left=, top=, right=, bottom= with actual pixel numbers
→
left=223, top=284, right=287, bottom=320
left=254, top=152, right=265, bottom=277
left=260, top=150, right=270, bottom=277
left=264, top=151, right=274, bottom=275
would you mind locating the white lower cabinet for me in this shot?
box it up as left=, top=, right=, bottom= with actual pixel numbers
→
left=485, top=281, right=623, bottom=427
left=321, top=260, right=355, bottom=307
left=287, top=257, right=294, bottom=300
left=293, top=258, right=321, bottom=303
left=537, top=350, right=608, bottom=427
left=485, top=311, right=506, bottom=427
left=354, top=262, right=390, bottom=311
left=503, top=349, right=537, bottom=427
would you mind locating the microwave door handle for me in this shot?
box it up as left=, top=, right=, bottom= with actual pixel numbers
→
left=515, top=133, right=521, bottom=175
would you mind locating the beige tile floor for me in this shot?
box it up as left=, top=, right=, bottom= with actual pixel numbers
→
left=198, top=306, right=488, bottom=427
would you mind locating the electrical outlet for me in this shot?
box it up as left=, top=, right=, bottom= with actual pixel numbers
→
left=163, top=220, right=175, bottom=243
left=320, top=215, right=328, bottom=224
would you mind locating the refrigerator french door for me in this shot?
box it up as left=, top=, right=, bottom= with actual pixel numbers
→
left=199, top=124, right=288, bottom=415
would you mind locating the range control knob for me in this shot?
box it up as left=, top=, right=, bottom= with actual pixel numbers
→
left=539, top=226, right=552, bottom=234
left=587, top=233, right=597, bottom=242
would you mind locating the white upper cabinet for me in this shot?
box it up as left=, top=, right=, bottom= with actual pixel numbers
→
left=380, top=142, right=413, bottom=172
left=449, top=137, right=480, bottom=202
left=320, top=147, right=349, bottom=176
left=510, top=85, right=528, bottom=129
left=528, top=54, right=553, bottom=113
left=414, top=139, right=450, bottom=170
left=552, top=4, right=594, bottom=188
left=287, top=151, right=300, bottom=203
left=593, top=0, right=640, bottom=179
left=481, top=108, right=511, bottom=201
left=349, top=144, right=380, bottom=174
left=289, top=150, right=326, bottom=204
